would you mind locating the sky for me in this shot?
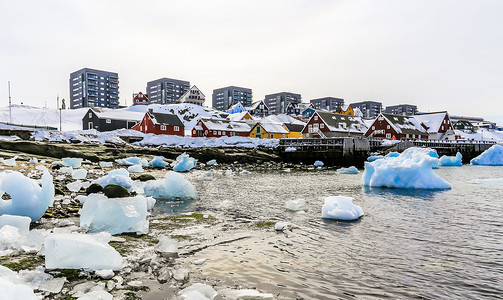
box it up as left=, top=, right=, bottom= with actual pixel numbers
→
left=1, top=0, right=502, bottom=123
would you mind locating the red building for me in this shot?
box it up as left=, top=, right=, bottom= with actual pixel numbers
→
left=302, top=110, right=367, bottom=138
left=132, top=109, right=184, bottom=136
left=365, top=113, right=428, bottom=140
left=192, top=118, right=251, bottom=138
left=133, top=92, right=149, bottom=105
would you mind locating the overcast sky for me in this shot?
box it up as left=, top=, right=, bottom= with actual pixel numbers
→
left=1, top=0, right=502, bottom=122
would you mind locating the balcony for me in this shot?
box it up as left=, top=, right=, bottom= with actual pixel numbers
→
left=87, top=74, right=98, bottom=80
left=88, top=86, right=98, bottom=91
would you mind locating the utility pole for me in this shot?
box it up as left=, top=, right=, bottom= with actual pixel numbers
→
left=8, top=81, right=12, bottom=124
left=57, top=95, right=62, bottom=132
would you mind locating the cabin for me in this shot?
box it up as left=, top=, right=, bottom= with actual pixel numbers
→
left=414, top=112, right=455, bottom=140
left=176, top=85, right=205, bottom=106
left=132, top=109, right=184, bottom=136
left=247, top=100, right=269, bottom=118
left=302, top=111, right=367, bottom=138
left=453, top=120, right=474, bottom=133
left=301, top=107, right=316, bottom=118
left=226, top=111, right=254, bottom=122
left=82, top=108, right=144, bottom=132
left=335, top=104, right=354, bottom=115
left=133, top=92, right=149, bottom=105
left=226, top=102, right=246, bottom=114
left=250, top=122, right=289, bottom=139
left=365, top=113, right=427, bottom=140
left=191, top=118, right=251, bottom=138
left=286, top=102, right=313, bottom=116
left=282, top=123, right=304, bottom=138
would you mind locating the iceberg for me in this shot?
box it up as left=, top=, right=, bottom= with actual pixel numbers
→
left=367, top=155, right=384, bottom=162
left=67, top=180, right=83, bottom=192
left=72, top=169, right=88, bottom=180
left=439, top=152, right=462, bottom=167
left=94, top=168, right=133, bottom=189
left=285, top=199, right=307, bottom=211
left=80, top=194, right=152, bottom=235
left=336, top=166, right=360, bottom=174
left=471, top=144, right=503, bottom=166
left=62, top=157, right=83, bottom=168
left=172, top=152, right=197, bottom=172
left=144, top=171, right=198, bottom=200
left=362, top=147, right=450, bottom=189
left=0, top=215, right=31, bottom=235
left=321, top=196, right=363, bottom=221
left=116, top=156, right=142, bottom=166
left=313, top=160, right=324, bottom=167
left=127, top=164, right=143, bottom=173
left=44, top=233, right=124, bottom=271
left=0, top=170, right=55, bottom=221
left=149, top=156, right=167, bottom=168
left=179, top=283, right=217, bottom=300
left=285, top=147, right=297, bottom=152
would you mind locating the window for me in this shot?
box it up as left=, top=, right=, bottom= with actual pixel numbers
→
left=387, top=125, right=390, bottom=129
left=406, top=134, right=409, bottom=138
left=378, top=117, right=384, bottom=121
left=106, top=119, right=111, bottom=124
left=192, top=129, right=196, bottom=134
left=386, top=133, right=391, bottom=138
left=372, top=126, right=375, bottom=130
left=441, top=126, right=444, bottom=130
left=269, top=134, right=273, bottom=138
left=161, top=125, right=166, bottom=131
left=282, top=134, right=286, bottom=138
left=320, top=123, right=325, bottom=129
left=174, top=126, right=179, bottom=131
left=218, top=131, right=222, bottom=135
left=88, top=113, right=92, bottom=118
left=412, top=134, right=416, bottom=138
left=213, top=131, right=217, bottom=135
left=314, top=115, right=318, bottom=121
left=256, top=127, right=261, bottom=133
left=313, top=123, right=319, bottom=129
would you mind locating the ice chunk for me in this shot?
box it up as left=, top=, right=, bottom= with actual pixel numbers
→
left=95, top=269, right=114, bottom=280
left=127, top=164, right=143, bottom=173
left=275, top=221, right=289, bottom=231
left=0, top=225, right=23, bottom=254
left=3, top=158, right=16, bottom=167
left=313, top=160, right=324, bottom=167
left=362, top=147, right=450, bottom=189
left=77, top=290, right=113, bottom=300
left=439, top=152, right=462, bottom=167
left=336, top=166, right=360, bottom=174
left=80, top=194, right=149, bottom=235
left=146, top=196, right=156, bottom=210
left=240, top=170, right=250, bottom=175
left=38, top=277, right=66, bottom=293
left=0, top=277, right=38, bottom=300
left=116, top=156, right=141, bottom=166
left=179, top=283, right=217, bottom=300
left=94, top=168, right=133, bottom=189
left=67, top=180, right=83, bottom=192
left=59, top=167, right=73, bottom=174
left=99, top=161, right=113, bottom=168
left=321, top=196, right=363, bottom=221
left=386, top=152, right=400, bottom=158
left=72, top=169, right=88, bottom=180
left=218, top=288, right=274, bottom=300
left=471, top=145, right=503, bottom=166
left=0, top=215, right=31, bottom=235
left=44, top=233, right=123, bottom=271
left=172, top=268, right=189, bottom=281
left=285, top=199, right=307, bottom=211
left=29, top=157, right=38, bottom=165
left=0, top=170, right=55, bottom=221
left=368, top=155, right=384, bottom=162
left=62, top=157, right=83, bottom=168
left=155, top=236, right=178, bottom=254
left=467, top=178, right=503, bottom=184
left=206, top=159, right=217, bottom=166
left=285, top=147, right=297, bottom=152
left=144, top=171, right=198, bottom=200
left=172, top=152, right=197, bottom=172
left=149, top=156, right=167, bottom=168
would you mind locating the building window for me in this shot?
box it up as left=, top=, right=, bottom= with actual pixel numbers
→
left=256, top=127, right=261, bottom=133
left=213, top=131, right=217, bottom=135
left=88, top=113, right=92, bottom=118
left=282, top=134, right=286, bottom=138
left=320, top=123, right=325, bottom=129
left=161, top=125, right=166, bottom=131
left=106, top=119, right=111, bottom=124
left=386, top=133, right=391, bottom=139
left=314, top=115, right=318, bottom=121
left=174, top=126, right=179, bottom=131
left=387, top=125, right=390, bottom=129
left=406, top=134, right=409, bottom=138
left=372, top=126, right=375, bottom=130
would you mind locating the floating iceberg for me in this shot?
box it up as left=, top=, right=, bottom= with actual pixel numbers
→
left=149, top=156, right=167, bottom=168
left=62, top=157, right=83, bottom=168
left=127, top=164, right=143, bottom=173
left=285, top=147, right=297, bottom=152
left=321, top=196, right=363, bottom=221
left=336, top=166, right=360, bottom=174
left=218, top=288, right=274, bottom=300
left=44, top=233, right=124, bottom=271
left=362, top=147, right=450, bottom=189
left=471, top=145, right=503, bottom=166
left=0, top=170, right=55, bottom=221
left=439, top=152, right=462, bottom=167
left=367, top=155, right=384, bottom=162
left=94, top=169, right=133, bottom=189
left=144, top=171, right=197, bottom=200
left=386, top=152, right=400, bottom=158
left=313, top=160, right=324, bottom=167
left=172, top=152, right=197, bottom=172
left=72, top=169, right=88, bottom=180
left=80, top=194, right=152, bottom=235
left=285, top=199, right=307, bottom=211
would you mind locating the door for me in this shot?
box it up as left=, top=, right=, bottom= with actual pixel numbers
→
left=88, top=122, right=93, bottom=129
left=256, top=134, right=261, bottom=139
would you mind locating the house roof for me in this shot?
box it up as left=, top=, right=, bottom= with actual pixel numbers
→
left=227, top=102, right=244, bottom=111
left=177, top=85, right=205, bottom=103
left=316, top=111, right=367, bottom=133
left=149, top=112, right=184, bottom=127
left=257, top=122, right=290, bottom=134
left=380, top=113, right=427, bottom=135
left=227, top=111, right=254, bottom=121
left=248, top=100, right=268, bottom=110
left=413, top=112, right=449, bottom=133
left=199, top=118, right=251, bottom=132
left=283, top=123, right=305, bottom=132
left=89, top=108, right=144, bottom=121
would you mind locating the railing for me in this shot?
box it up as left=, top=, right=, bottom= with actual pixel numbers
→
left=279, top=138, right=345, bottom=149
left=0, top=122, right=57, bottom=130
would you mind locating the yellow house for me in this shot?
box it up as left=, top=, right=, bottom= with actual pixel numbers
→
left=250, top=122, right=289, bottom=139
left=336, top=104, right=354, bottom=115
left=282, top=123, right=304, bottom=138
left=227, top=111, right=254, bottom=121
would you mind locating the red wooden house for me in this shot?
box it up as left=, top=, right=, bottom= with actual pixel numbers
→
left=365, top=113, right=428, bottom=140
left=301, top=110, right=367, bottom=138
left=132, top=109, right=184, bottom=136
left=133, top=92, right=149, bottom=105
left=192, top=118, right=251, bottom=138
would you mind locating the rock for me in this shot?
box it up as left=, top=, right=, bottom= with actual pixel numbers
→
left=133, top=174, right=156, bottom=182
left=103, top=184, right=129, bottom=198
left=54, top=187, right=65, bottom=196
left=172, top=268, right=189, bottom=282
left=95, top=270, right=114, bottom=280
left=85, top=184, right=103, bottom=195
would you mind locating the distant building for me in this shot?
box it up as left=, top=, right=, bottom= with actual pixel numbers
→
left=192, top=118, right=251, bottom=138
left=146, top=77, right=190, bottom=104
left=384, top=104, right=418, bottom=116
left=176, top=85, right=205, bottom=106
left=247, top=100, right=269, bottom=118
left=350, top=101, right=383, bottom=119
left=70, top=68, right=119, bottom=109
left=212, top=86, right=253, bottom=112
left=365, top=113, right=428, bottom=140
left=132, top=92, right=149, bottom=105
left=250, top=122, right=290, bottom=139
left=82, top=108, right=143, bottom=131
left=264, top=92, right=302, bottom=115
left=227, top=102, right=246, bottom=114
left=335, top=104, right=354, bottom=115
left=286, top=102, right=313, bottom=116
left=453, top=120, right=475, bottom=133
left=132, top=109, right=184, bottom=136
left=310, top=97, right=344, bottom=112
left=302, top=111, right=367, bottom=138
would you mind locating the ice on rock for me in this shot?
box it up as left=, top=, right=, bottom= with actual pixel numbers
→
left=67, top=180, right=83, bottom=192
left=95, top=269, right=114, bottom=280
left=336, top=166, right=360, bottom=174
left=59, top=167, right=73, bottom=174
left=3, top=158, right=16, bottom=167
left=0, top=215, right=31, bottom=235
left=206, top=159, right=217, bottom=166
left=62, top=157, right=83, bottom=168
left=44, top=233, right=123, bottom=271
left=0, top=277, right=38, bottom=300
left=172, top=152, right=197, bottom=172
left=0, top=170, right=55, bottom=221
left=179, top=283, right=218, bottom=300
left=144, top=171, right=198, bottom=200
left=128, top=164, right=144, bottom=173
left=72, top=169, right=88, bottom=180
left=116, top=156, right=141, bottom=166
left=38, top=277, right=66, bottom=294
left=313, top=160, right=324, bottom=167
left=77, top=290, right=113, bottom=300
left=149, top=156, right=167, bottom=168
left=218, top=288, right=274, bottom=300
left=439, top=152, right=462, bottom=167
left=471, top=144, right=503, bottom=166
left=172, top=268, right=189, bottom=281
left=285, top=199, right=307, bottom=211
left=362, top=147, right=450, bottom=189
left=29, top=157, right=38, bottom=165
left=94, top=168, right=133, bottom=189
left=99, top=161, right=113, bottom=168
left=321, top=196, right=363, bottom=221
left=80, top=194, right=150, bottom=235
left=155, top=235, right=178, bottom=254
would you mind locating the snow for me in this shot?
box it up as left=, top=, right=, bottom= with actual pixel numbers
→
left=285, top=199, right=307, bottom=211
left=62, top=157, right=83, bottom=168
left=362, top=147, right=451, bottom=189
left=172, top=152, right=197, bottom=172
left=116, top=156, right=142, bottom=166
left=413, top=113, right=448, bottom=134
left=80, top=194, right=152, bottom=235
left=155, top=236, right=178, bottom=254
left=0, top=215, right=31, bottom=235
left=149, top=156, right=167, bottom=168
left=77, top=290, right=113, bottom=300
left=0, top=170, right=55, bottom=221
left=439, top=152, right=462, bottom=167
left=471, top=144, right=503, bottom=166
left=206, top=159, right=217, bottom=166
left=72, top=169, right=88, bottom=179
left=262, top=114, right=305, bottom=126
left=127, top=164, right=144, bottom=173
left=321, top=196, right=364, bottom=221
left=144, top=171, right=198, bottom=200
left=336, top=166, right=360, bottom=174
left=179, top=283, right=217, bottom=300
left=218, top=288, right=274, bottom=300
left=314, top=160, right=324, bottom=167
left=44, top=233, right=124, bottom=271
left=135, top=135, right=280, bottom=149
left=285, top=147, right=297, bottom=152
left=94, top=168, right=133, bottom=189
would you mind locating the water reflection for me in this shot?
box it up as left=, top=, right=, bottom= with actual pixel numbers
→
left=362, top=185, right=447, bottom=201
left=152, top=198, right=197, bottom=215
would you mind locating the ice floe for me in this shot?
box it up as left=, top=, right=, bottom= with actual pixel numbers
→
left=149, top=156, right=167, bottom=168
left=439, top=152, right=462, bottom=167
left=285, top=199, right=307, bottom=211
left=336, top=166, right=360, bottom=174
left=62, top=157, right=83, bottom=168
left=321, top=196, right=363, bottom=221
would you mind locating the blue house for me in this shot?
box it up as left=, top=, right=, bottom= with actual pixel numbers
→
left=302, top=107, right=316, bottom=118
left=226, top=102, right=246, bottom=114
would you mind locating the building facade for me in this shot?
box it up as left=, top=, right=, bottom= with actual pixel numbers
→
left=365, top=113, right=428, bottom=140
left=264, top=92, right=302, bottom=115
left=310, top=97, right=344, bottom=112
left=384, top=104, right=418, bottom=116
left=350, top=101, right=383, bottom=119
left=69, top=68, right=119, bottom=109
left=212, top=86, right=252, bottom=111
left=146, top=77, right=190, bottom=104
left=132, top=110, right=184, bottom=136
left=82, top=108, right=143, bottom=131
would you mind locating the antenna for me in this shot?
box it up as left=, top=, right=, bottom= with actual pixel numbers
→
left=8, top=81, right=12, bottom=123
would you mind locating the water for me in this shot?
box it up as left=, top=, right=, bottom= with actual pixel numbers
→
left=157, top=166, right=503, bottom=299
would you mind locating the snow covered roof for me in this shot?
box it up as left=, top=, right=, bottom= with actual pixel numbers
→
left=148, top=112, right=184, bottom=127
left=89, top=108, right=144, bottom=121
left=353, top=107, right=363, bottom=117
left=316, top=111, right=367, bottom=133
left=381, top=113, right=427, bottom=135
left=248, top=100, right=268, bottom=110
left=258, top=122, right=289, bottom=134
left=261, top=114, right=305, bottom=126
left=283, top=123, right=305, bottom=132
left=226, top=111, right=254, bottom=121
left=413, top=112, right=449, bottom=133
left=199, top=118, right=251, bottom=132
left=227, top=102, right=244, bottom=111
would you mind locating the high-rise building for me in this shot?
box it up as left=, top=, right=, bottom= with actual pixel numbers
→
left=212, top=86, right=252, bottom=111
left=69, top=68, right=119, bottom=109
left=146, top=77, right=190, bottom=104
left=350, top=101, right=383, bottom=118
left=384, top=104, right=418, bottom=116
left=264, top=92, right=302, bottom=115
left=310, top=97, right=344, bottom=111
